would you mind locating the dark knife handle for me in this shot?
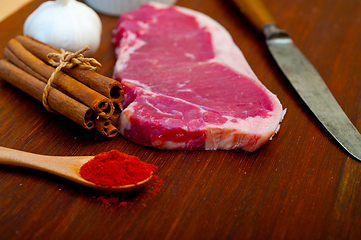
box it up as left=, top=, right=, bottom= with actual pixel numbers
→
left=231, top=0, right=288, bottom=39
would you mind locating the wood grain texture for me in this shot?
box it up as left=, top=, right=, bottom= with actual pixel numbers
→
left=0, top=0, right=32, bottom=23
left=0, top=0, right=361, bottom=239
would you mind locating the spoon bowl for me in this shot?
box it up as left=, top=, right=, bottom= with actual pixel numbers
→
left=0, top=146, right=152, bottom=192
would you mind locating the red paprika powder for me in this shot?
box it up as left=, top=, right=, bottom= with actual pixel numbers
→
left=79, top=150, right=157, bottom=187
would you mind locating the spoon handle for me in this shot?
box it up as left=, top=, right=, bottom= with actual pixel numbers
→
left=0, top=146, right=90, bottom=179
left=0, top=146, right=152, bottom=192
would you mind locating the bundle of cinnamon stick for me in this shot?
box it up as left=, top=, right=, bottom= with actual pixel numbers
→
left=0, top=35, right=124, bottom=137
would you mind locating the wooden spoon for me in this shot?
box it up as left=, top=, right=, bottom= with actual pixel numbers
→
left=0, top=146, right=152, bottom=192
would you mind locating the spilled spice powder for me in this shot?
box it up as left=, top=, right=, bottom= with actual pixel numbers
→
left=118, top=201, right=127, bottom=207
left=92, top=176, right=163, bottom=207
left=94, top=194, right=119, bottom=207
left=80, top=150, right=156, bottom=187
left=150, top=175, right=163, bottom=195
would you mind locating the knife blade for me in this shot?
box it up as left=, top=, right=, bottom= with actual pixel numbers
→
left=232, top=0, right=361, bottom=161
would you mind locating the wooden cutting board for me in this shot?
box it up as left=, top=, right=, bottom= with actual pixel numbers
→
left=1, top=0, right=361, bottom=239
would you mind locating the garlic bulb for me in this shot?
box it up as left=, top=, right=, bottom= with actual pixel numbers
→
left=23, top=0, right=102, bottom=56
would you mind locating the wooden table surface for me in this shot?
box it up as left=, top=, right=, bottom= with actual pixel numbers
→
left=1, top=0, right=361, bottom=239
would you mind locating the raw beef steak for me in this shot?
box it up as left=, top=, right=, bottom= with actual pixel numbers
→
left=113, top=3, right=284, bottom=151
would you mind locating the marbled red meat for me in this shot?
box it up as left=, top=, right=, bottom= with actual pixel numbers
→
left=113, top=3, right=285, bottom=151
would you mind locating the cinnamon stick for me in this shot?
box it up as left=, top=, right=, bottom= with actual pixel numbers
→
left=4, top=47, right=48, bottom=83
left=15, top=35, right=124, bottom=103
left=7, top=38, right=114, bottom=119
left=93, top=118, right=118, bottom=138
left=111, top=101, right=123, bottom=121
left=0, top=59, right=94, bottom=130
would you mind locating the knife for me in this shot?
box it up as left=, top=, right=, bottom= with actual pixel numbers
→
left=231, top=0, right=361, bottom=161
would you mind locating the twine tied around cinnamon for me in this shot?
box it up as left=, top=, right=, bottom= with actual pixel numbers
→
left=42, top=46, right=102, bottom=113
